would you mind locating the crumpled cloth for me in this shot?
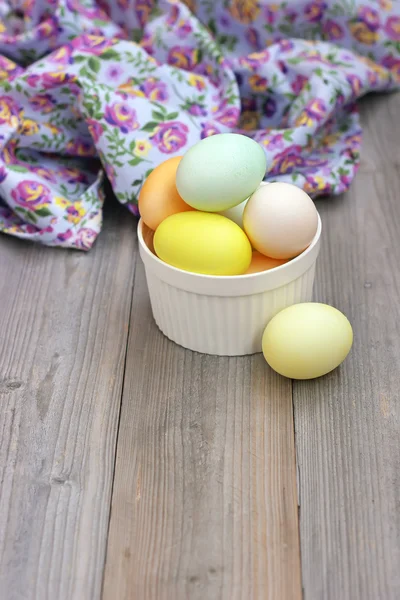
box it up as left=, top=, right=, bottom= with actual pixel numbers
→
left=0, top=1, right=398, bottom=250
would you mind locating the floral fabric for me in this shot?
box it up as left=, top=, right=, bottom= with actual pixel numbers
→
left=0, top=0, right=399, bottom=250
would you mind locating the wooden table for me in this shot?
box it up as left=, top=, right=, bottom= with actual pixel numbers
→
left=0, top=94, right=399, bottom=600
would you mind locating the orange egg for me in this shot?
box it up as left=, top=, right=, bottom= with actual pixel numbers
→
left=244, top=251, right=289, bottom=274
left=138, top=156, right=193, bottom=230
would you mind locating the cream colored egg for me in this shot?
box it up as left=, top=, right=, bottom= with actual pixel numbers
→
left=262, top=303, right=353, bottom=379
left=219, top=182, right=269, bottom=229
left=243, top=182, right=318, bottom=259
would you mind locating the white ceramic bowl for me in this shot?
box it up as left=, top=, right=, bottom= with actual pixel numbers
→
left=138, top=214, right=322, bottom=356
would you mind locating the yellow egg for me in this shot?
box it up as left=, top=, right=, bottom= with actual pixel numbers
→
left=262, top=303, right=353, bottom=379
left=153, top=212, right=252, bottom=276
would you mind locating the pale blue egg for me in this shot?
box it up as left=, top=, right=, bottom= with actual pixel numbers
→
left=176, top=133, right=267, bottom=212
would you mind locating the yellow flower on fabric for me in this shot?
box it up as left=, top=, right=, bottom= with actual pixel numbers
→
left=66, top=202, right=86, bottom=224
left=359, top=56, right=389, bottom=77
left=55, top=196, right=70, bottom=208
left=229, top=0, right=260, bottom=25
left=134, top=139, right=152, bottom=157
left=0, top=97, right=20, bottom=128
left=239, top=111, right=260, bottom=130
left=0, top=22, right=5, bottom=34
left=187, top=73, right=206, bottom=91
left=118, top=82, right=145, bottom=98
left=43, top=122, right=61, bottom=135
left=350, top=22, right=379, bottom=45
left=18, top=119, right=39, bottom=136
left=322, top=133, right=340, bottom=147
left=313, top=176, right=326, bottom=191
left=295, top=113, right=313, bottom=127
left=249, top=74, right=268, bottom=92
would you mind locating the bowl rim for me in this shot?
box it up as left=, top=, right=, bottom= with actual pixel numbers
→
left=138, top=212, right=321, bottom=280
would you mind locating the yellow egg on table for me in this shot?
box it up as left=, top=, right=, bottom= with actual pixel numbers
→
left=138, top=156, right=193, bottom=231
left=244, top=251, right=289, bottom=274
left=262, top=303, right=353, bottom=379
left=153, top=212, right=252, bottom=276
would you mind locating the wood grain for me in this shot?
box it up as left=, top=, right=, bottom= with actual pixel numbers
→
left=103, top=261, right=302, bottom=600
left=294, top=93, right=400, bottom=600
left=0, top=202, right=137, bottom=600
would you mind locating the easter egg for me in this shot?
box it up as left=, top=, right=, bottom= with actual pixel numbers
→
left=153, top=212, right=252, bottom=276
left=176, top=133, right=267, bottom=212
left=243, top=182, right=318, bottom=259
left=138, top=156, right=193, bottom=231
left=262, top=303, right=353, bottom=380
left=244, top=251, right=288, bottom=275
left=219, top=182, right=269, bottom=229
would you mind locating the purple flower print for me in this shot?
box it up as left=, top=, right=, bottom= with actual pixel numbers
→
left=168, top=46, right=198, bottom=70
left=200, top=122, right=221, bottom=139
left=0, top=56, right=22, bottom=80
left=66, top=139, right=96, bottom=156
left=32, top=166, right=57, bottom=182
left=25, top=73, right=41, bottom=87
left=264, top=97, right=277, bottom=118
left=166, top=5, right=180, bottom=26
left=323, top=19, right=345, bottom=41
left=41, top=72, right=74, bottom=89
left=245, top=28, right=260, bottom=49
left=384, top=16, right=400, bottom=40
left=0, top=96, right=20, bottom=126
left=177, top=19, right=192, bottom=39
left=278, top=40, right=295, bottom=52
left=304, top=1, right=327, bottom=23
left=270, top=145, right=304, bottom=175
left=344, top=132, right=362, bottom=149
left=188, top=103, right=207, bottom=117
left=75, top=228, right=98, bottom=250
left=381, top=54, right=400, bottom=79
left=106, top=64, right=124, bottom=81
left=240, top=50, right=270, bottom=71
left=87, top=119, right=104, bottom=143
left=296, top=98, right=327, bottom=126
left=254, top=131, right=285, bottom=151
left=151, top=121, right=189, bottom=153
left=0, top=166, right=7, bottom=183
left=11, top=181, right=51, bottom=209
left=135, top=0, right=154, bottom=28
left=49, top=45, right=73, bottom=65
left=264, top=7, right=276, bottom=24
left=26, top=224, right=40, bottom=234
left=72, top=34, right=113, bottom=55
left=57, top=230, right=73, bottom=243
left=104, top=102, right=139, bottom=133
left=60, top=167, right=89, bottom=184
left=37, top=16, right=60, bottom=40
left=358, top=6, right=380, bottom=31
left=347, top=74, right=363, bottom=96
left=139, top=78, right=169, bottom=102
left=291, top=74, right=308, bottom=94
left=215, top=106, right=240, bottom=127
left=29, top=94, right=56, bottom=114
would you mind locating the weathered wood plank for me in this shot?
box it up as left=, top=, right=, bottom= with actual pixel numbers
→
left=294, top=93, right=400, bottom=600
left=0, top=202, right=137, bottom=600
left=103, top=260, right=301, bottom=600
